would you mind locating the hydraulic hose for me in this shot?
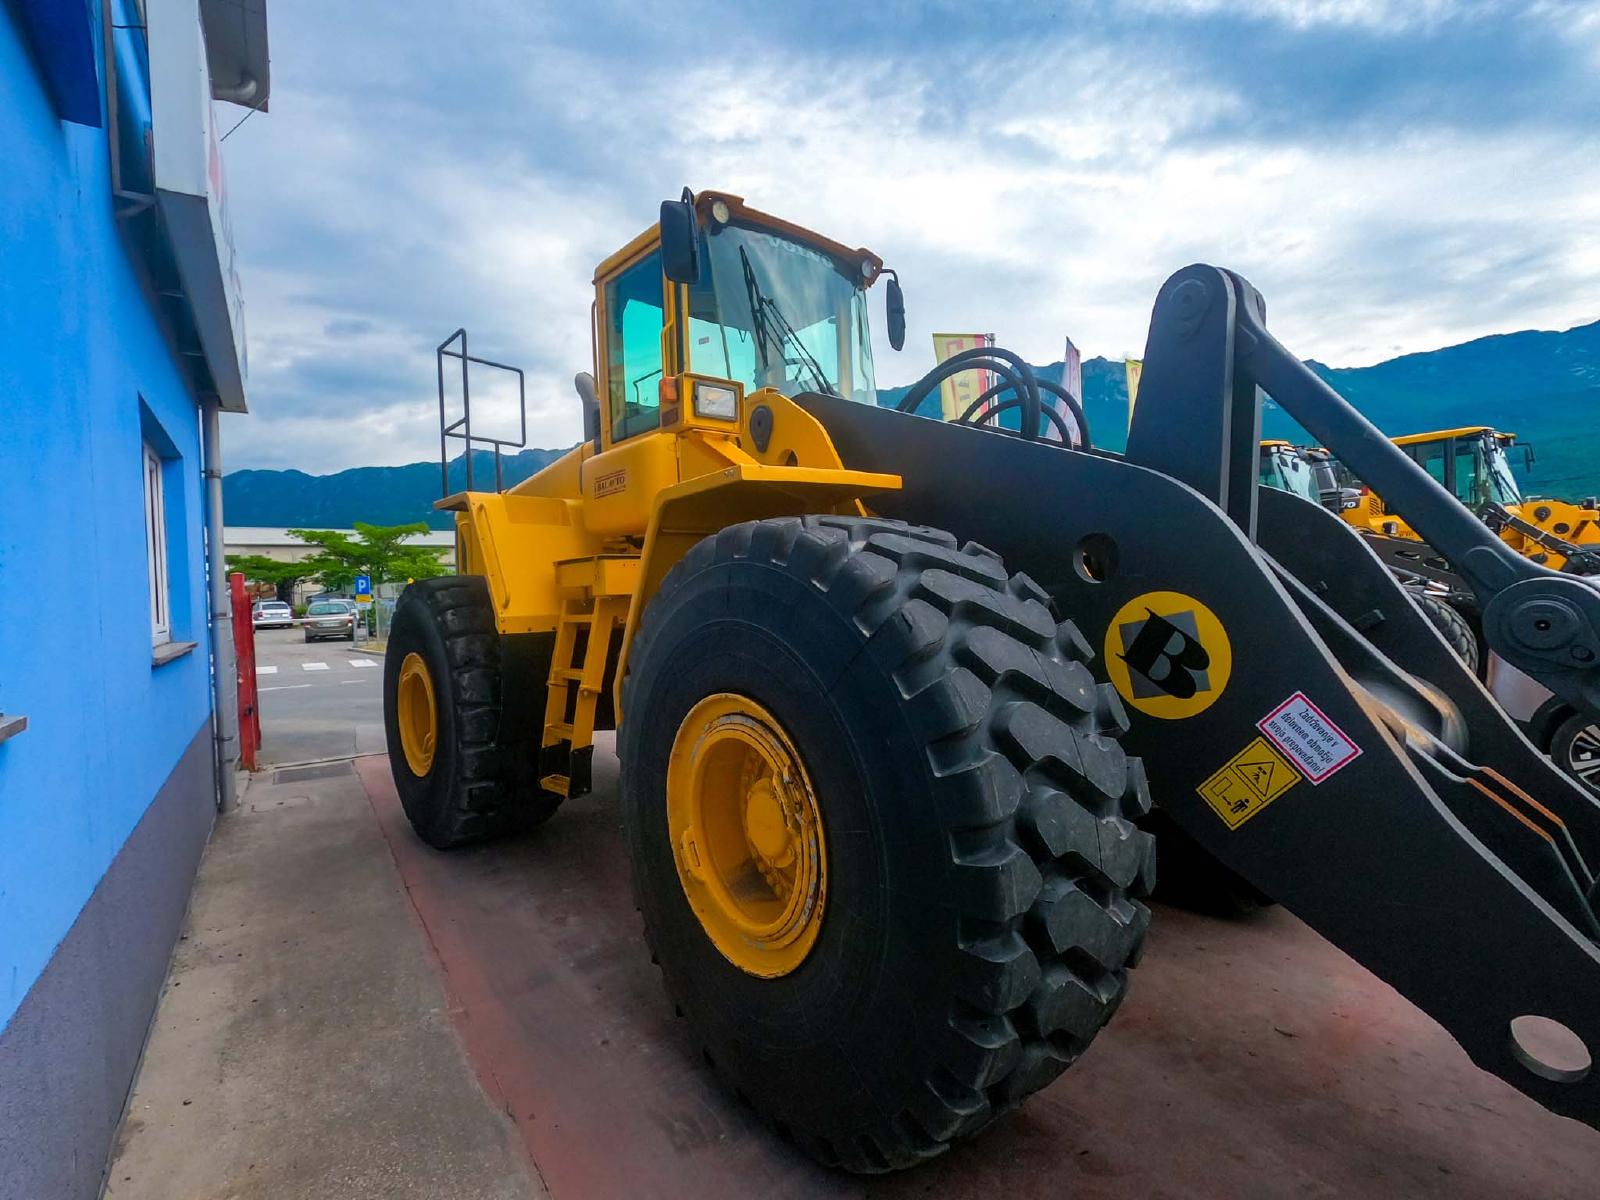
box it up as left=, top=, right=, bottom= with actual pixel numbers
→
left=895, top=346, right=1044, bottom=442
left=962, top=396, right=1075, bottom=444
left=958, top=376, right=1091, bottom=449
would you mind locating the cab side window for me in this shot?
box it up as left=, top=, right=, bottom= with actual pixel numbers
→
left=1410, top=441, right=1449, bottom=491
left=605, top=250, right=665, bottom=441
left=1451, top=439, right=1480, bottom=505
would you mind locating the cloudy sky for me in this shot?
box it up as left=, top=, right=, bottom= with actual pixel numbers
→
left=220, top=0, right=1600, bottom=474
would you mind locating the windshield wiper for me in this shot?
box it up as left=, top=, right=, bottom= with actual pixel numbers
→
left=739, top=247, right=836, bottom=396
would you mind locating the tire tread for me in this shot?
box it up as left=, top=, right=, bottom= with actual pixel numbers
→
left=625, top=515, right=1155, bottom=1172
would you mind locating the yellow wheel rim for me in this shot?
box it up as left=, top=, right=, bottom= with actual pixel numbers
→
left=397, top=652, right=439, bottom=777
left=667, top=694, right=827, bottom=978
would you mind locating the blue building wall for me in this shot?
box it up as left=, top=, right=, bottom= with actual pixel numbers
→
left=0, top=3, right=222, bottom=1195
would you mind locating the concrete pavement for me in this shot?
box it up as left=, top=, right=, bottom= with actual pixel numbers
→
left=105, top=736, right=1600, bottom=1198
left=252, top=626, right=385, bottom=765
left=104, top=760, right=542, bottom=1200
left=357, top=741, right=1600, bottom=1199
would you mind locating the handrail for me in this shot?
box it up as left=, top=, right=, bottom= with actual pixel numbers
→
left=436, top=328, right=529, bottom=497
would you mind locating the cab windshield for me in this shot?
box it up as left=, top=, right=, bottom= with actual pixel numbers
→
left=1407, top=434, right=1523, bottom=509
left=1258, top=446, right=1319, bottom=503
left=1483, top=437, right=1524, bottom=506
left=686, top=223, right=877, bottom=404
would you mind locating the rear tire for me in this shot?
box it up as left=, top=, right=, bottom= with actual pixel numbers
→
left=384, top=576, right=561, bottom=849
left=621, top=516, right=1155, bottom=1173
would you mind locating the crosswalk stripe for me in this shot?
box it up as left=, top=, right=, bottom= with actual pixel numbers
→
left=257, top=665, right=278, bottom=675
left=303, top=662, right=329, bottom=672
left=348, top=659, right=376, bottom=668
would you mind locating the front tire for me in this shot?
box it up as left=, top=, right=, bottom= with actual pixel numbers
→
left=621, top=516, right=1154, bottom=1172
left=383, top=576, right=561, bottom=848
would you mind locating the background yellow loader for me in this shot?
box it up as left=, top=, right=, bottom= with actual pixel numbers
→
left=1337, top=425, right=1600, bottom=574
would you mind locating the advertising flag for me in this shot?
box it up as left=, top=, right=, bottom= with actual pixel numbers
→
left=1062, top=336, right=1082, bottom=408
left=1125, top=357, right=1144, bottom=421
left=1053, top=335, right=1084, bottom=444
left=932, top=332, right=996, bottom=422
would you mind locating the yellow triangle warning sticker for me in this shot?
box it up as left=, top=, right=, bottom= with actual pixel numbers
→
left=1197, top=736, right=1302, bottom=829
left=1234, top=758, right=1279, bottom=798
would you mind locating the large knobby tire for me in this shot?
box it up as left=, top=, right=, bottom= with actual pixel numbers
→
left=1411, top=590, right=1482, bottom=675
left=620, top=516, right=1155, bottom=1173
left=383, top=576, right=561, bottom=849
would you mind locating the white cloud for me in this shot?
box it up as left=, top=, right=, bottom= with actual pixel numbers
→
left=220, top=1, right=1600, bottom=474
left=1126, top=0, right=1461, bottom=32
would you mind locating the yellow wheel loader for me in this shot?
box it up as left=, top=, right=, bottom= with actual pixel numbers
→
left=385, top=189, right=1600, bottom=1172
left=1305, top=432, right=1600, bottom=786
left=1337, top=426, right=1600, bottom=574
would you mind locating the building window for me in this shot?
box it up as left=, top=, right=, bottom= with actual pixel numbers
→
left=143, top=442, right=171, bottom=644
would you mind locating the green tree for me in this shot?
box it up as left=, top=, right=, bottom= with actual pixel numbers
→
left=288, top=522, right=448, bottom=591
left=224, top=554, right=309, bottom=604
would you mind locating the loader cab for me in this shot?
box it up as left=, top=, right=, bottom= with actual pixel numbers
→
left=592, top=191, right=887, bottom=453
left=1393, top=427, right=1526, bottom=512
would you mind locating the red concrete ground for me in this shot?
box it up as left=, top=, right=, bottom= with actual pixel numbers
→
left=356, top=749, right=1600, bottom=1199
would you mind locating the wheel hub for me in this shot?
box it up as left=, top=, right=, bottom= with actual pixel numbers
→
left=667, top=693, right=827, bottom=978
left=397, top=652, right=438, bottom=777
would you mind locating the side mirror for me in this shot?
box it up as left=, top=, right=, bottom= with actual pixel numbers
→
left=660, top=190, right=701, bottom=285
left=1523, top=443, right=1536, bottom=469
left=884, top=270, right=906, bottom=351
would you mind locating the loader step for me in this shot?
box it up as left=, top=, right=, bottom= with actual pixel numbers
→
left=538, top=583, right=629, bottom=802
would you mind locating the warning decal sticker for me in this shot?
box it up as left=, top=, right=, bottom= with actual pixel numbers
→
left=1198, top=737, right=1301, bottom=829
left=1258, top=692, right=1362, bottom=784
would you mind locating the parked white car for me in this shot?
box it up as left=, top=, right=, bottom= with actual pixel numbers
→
left=251, top=600, right=294, bottom=630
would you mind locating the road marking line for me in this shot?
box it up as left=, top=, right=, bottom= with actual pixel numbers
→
left=258, top=665, right=278, bottom=675
left=261, top=684, right=314, bottom=692
left=303, top=662, right=330, bottom=671
left=339, top=679, right=366, bottom=685
left=348, top=659, right=376, bottom=668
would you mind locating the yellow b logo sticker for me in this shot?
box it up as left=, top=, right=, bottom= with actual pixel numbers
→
left=1103, top=590, right=1232, bottom=720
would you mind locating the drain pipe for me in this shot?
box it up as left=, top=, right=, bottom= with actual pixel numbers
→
left=202, top=399, right=239, bottom=810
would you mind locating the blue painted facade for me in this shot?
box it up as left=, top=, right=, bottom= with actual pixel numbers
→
left=0, top=2, right=216, bottom=1036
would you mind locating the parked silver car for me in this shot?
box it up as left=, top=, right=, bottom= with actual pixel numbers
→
left=303, top=599, right=357, bottom=642
left=251, top=600, right=294, bottom=630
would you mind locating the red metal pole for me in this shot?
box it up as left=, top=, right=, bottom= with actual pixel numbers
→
left=230, top=572, right=260, bottom=772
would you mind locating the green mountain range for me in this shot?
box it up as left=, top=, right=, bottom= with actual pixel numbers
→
left=224, top=316, right=1600, bottom=530
left=224, top=448, right=572, bottom=531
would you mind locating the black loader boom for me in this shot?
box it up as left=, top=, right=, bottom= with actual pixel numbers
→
left=798, top=264, right=1600, bottom=1126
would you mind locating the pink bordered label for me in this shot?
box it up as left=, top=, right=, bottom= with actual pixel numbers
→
left=1257, top=692, right=1361, bottom=784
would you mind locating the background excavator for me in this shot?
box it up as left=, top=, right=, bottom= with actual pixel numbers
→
left=385, top=189, right=1600, bottom=1172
